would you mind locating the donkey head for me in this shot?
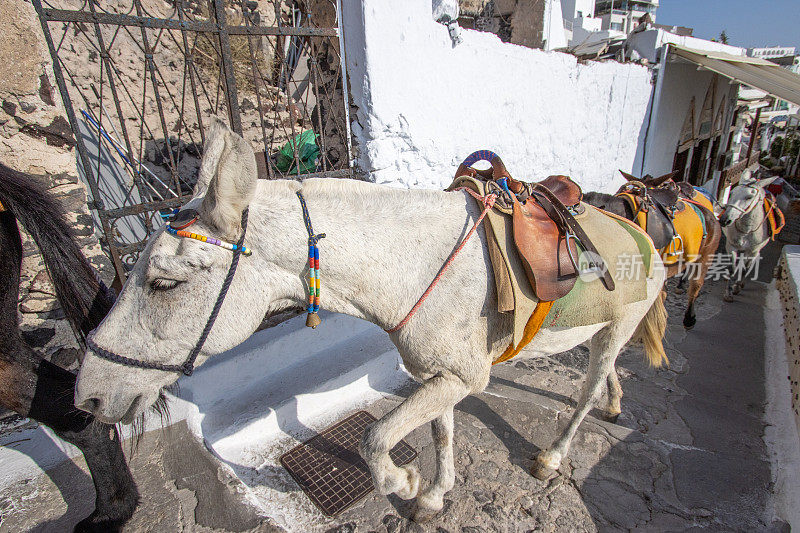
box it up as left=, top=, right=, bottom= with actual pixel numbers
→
left=75, top=118, right=267, bottom=424
left=719, top=175, right=778, bottom=227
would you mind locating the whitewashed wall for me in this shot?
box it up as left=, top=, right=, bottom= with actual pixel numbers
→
left=637, top=59, right=738, bottom=182
left=342, top=0, right=653, bottom=193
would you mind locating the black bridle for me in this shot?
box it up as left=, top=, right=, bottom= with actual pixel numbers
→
left=86, top=209, right=249, bottom=376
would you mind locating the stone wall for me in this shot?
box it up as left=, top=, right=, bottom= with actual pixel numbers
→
left=0, top=0, right=112, bottom=378
left=776, top=249, right=800, bottom=440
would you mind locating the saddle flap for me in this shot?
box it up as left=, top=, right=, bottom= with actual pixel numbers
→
left=645, top=206, right=676, bottom=250
left=512, top=198, right=578, bottom=302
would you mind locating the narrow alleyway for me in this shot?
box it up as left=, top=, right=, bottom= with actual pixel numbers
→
left=1, top=267, right=788, bottom=532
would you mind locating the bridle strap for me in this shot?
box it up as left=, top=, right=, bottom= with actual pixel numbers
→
left=87, top=209, right=250, bottom=376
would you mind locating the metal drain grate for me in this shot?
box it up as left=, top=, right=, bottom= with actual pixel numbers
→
left=280, top=410, right=417, bottom=516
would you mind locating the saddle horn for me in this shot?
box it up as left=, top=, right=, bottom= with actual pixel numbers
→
left=455, top=150, right=522, bottom=193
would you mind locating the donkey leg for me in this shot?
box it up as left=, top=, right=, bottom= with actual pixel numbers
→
left=674, top=272, right=687, bottom=294
left=602, top=367, right=623, bottom=423
left=57, top=423, right=139, bottom=533
left=724, top=250, right=739, bottom=301
left=532, top=327, right=624, bottom=480
left=25, top=359, right=138, bottom=532
left=414, top=407, right=456, bottom=519
left=360, top=373, right=470, bottom=501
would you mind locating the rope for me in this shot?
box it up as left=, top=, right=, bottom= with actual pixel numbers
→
left=87, top=209, right=250, bottom=376
left=386, top=188, right=496, bottom=333
left=296, top=191, right=326, bottom=245
left=181, top=208, right=249, bottom=375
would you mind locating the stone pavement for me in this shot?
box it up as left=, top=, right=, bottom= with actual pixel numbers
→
left=0, top=275, right=788, bottom=532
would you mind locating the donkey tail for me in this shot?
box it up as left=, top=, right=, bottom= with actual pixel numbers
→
left=0, top=163, right=113, bottom=339
left=632, top=290, right=668, bottom=367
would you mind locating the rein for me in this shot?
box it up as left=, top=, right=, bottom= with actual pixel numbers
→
left=86, top=209, right=250, bottom=376
left=386, top=188, right=497, bottom=333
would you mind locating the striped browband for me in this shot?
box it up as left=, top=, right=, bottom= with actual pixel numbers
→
left=165, top=208, right=252, bottom=256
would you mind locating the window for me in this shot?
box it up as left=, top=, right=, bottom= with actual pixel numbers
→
left=610, top=22, right=624, bottom=31
left=577, top=10, right=583, bottom=17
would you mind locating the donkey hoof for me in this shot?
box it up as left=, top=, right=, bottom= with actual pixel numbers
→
left=395, top=465, right=421, bottom=500
left=683, top=316, right=696, bottom=330
left=674, top=287, right=686, bottom=294
left=530, top=460, right=557, bottom=481
left=723, top=293, right=735, bottom=303
left=601, top=411, right=621, bottom=424
left=412, top=503, right=440, bottom=523
left=732, top=285, right=742, bottom=295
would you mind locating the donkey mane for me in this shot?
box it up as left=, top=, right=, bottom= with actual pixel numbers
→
left=582, top=191, right=635, bottom=220
left=0, top=163, right=114, bottom=340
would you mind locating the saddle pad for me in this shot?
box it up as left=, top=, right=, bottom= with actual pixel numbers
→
left=765, top=196, right=785, bottom=240
left=663, top=200, right=705, bottom=265
left=543, top=205, right=654, bottom=329
left=688, top=190, right=714, bottom=213
left=452, top=176, right=538, bottom=348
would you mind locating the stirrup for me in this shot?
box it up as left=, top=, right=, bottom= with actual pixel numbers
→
left=665, top=234, right=684, bottom=256
left=565, top=231, right=583, bottom=272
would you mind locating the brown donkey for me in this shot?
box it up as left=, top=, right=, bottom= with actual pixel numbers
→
left=584, top=171, right=722, bottom=329
left=0, top=163, right=140, bottom=532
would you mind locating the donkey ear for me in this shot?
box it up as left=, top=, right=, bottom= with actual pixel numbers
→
left=756, top=176, right=779, bottom=188
left=739, top=171, right=756, bottom=185
left=198, top=118, right=257, bottom=240
left=194, top=117, right=229, bottom=195
left=619, top=169, right=639, bottom=182
left=649, top=171, right=678, bottom=187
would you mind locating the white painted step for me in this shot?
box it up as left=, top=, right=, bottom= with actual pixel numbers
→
left=0, top=311, right=411, bottom=503
left=172, top=311, right=410, bottom=463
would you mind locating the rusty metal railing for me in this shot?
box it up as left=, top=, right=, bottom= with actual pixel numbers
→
left=34, top=0, right=352, bottom=280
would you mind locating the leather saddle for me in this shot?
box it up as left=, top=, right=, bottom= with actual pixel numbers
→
left=454, top=151, right=614, bottom=301
left=617, top=171, right=680, bottom=251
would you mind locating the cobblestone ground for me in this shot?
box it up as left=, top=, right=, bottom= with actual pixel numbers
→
left=0, top=274, right=789, bottom=532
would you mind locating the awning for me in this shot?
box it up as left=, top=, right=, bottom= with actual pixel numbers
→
left=669, top=44, right=800, bottom=106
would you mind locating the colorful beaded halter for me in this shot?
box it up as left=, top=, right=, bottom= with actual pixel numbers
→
left=86, top=193, right=326, bottom=376
left=163, top=208, right=252, bottom=255
left=296, top=191, right=325, bottom=329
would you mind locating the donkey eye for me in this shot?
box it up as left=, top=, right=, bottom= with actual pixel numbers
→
left=150, top=278, right=184, bottom=291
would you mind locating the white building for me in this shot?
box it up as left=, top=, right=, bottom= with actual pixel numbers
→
left=595, top=0, right=658, bottom=34
left=748, top=46, right=796, bottom=60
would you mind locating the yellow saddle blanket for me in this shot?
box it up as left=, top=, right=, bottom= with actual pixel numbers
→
left=619, top=192, right=706, bottom=266
left=662, top=201, right=706, bottom=265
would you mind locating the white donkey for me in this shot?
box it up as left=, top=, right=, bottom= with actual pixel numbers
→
left=75, top=120, right=667, bottom=518
left=719, top=172, right=778, bottom=301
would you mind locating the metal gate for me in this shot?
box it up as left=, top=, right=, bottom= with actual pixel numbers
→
left=34, top=0, right=352, bottom=280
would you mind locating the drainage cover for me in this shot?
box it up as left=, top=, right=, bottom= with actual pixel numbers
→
left=280, top=410, right=418, bottom=516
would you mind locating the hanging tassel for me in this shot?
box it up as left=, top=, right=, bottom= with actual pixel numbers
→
left=296, top=190, right=325, bottom=329
left=306, top=243, right=322, bottom=328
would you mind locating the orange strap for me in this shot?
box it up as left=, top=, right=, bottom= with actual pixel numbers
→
left=493, top=300, right=555, bottom=364
left=764, top=196, right=785, bottom=240
left=0, top=199, right=5, bottom=212
left=617, top=192, right=647, bottom=229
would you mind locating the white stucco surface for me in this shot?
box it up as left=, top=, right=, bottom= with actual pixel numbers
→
left=637, top=58, right=739, bottom=185
left=343, top=0, right=653, bottom=193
